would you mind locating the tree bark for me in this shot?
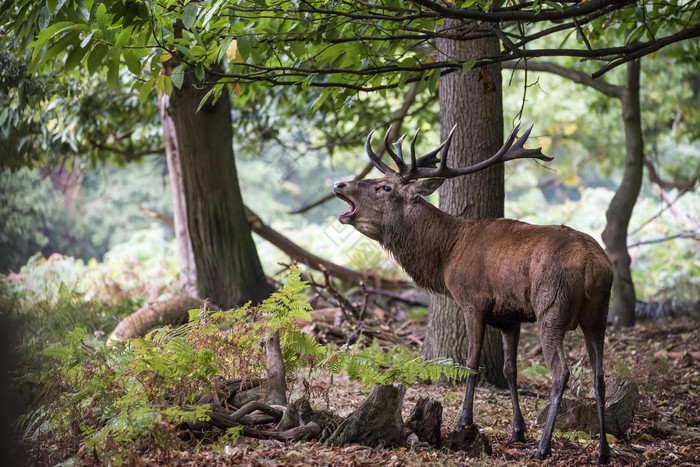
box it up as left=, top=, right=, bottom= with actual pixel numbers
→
left=159, top=94, right=198, bottom=298
left=164, top=64, right=273, bottom=308
left=602, top=59, right=644, bottom=327
left=424, top=19, right=507, bottom=388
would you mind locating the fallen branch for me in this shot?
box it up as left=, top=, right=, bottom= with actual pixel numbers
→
left=107, top=296, right=216, bottom=344
left=245, top=206, right=410, bottom=290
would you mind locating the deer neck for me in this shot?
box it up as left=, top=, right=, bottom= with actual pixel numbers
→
left=381, top=201, right=461, bottom=295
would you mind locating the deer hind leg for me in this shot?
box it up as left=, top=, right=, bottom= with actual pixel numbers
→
left=501, top=324, right=526, bottom=443
left=581, top=311, right=611, bottom=464
left=456, top=313, right=486, bottom=428
left=534, top=318, right=569, bottom=460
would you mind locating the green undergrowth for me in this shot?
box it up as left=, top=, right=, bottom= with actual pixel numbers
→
left=12, top=267, right=470, bottom=465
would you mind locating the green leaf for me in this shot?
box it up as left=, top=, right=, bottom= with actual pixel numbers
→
left=236, top=34, right=250, bottom=60
left=115, top=26, right=133, bottom=49
left=123, top=50, right=142, bottom=75
left=139, top=78, right=155, bottom=103
left=170, top=63, right=186, bottom=89
left=216, top=36, right=233, bottom=64
left=182, top=2, right=199, bottom=30
left=0, top=108, right=9, bottom=127
left=312, top=88, right=331, bottom=112
left=87, top=43, right=108, bottom=74
left=64, top=44, right=89, bottom=71
left=75, top=0, right=90, bottom=22
left=461, top=60, right=476, bottom=75
left=30, top=21, right=76, bottom=60
left=107, top=53, right=120, bottom=88
left=155, top=74, right=173, bottom=96
left=38, top=4, right=51, bottom=30
left=194, top=62, right=204, bottom=81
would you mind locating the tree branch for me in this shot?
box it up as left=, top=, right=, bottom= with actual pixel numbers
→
left=410, top=0, right=636, bottom=22
left=592, top=23, right=700, bottom=78
left=503, top=60, right=623, bottom=98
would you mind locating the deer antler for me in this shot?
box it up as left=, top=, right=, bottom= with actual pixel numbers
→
left=365, top=124, right=553, bottom=180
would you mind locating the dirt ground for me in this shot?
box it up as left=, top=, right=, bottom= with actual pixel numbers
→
left=26, top=316, right=700, bottom=466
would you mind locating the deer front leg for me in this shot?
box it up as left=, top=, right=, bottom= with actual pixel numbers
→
left=456, top=312, right=486, bottom=428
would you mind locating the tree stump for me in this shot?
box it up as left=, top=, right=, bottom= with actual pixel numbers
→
left=325, top=383, right=406, bottom=448
left=537, top=376, right=639, bottom=437
left=405, top=396, right=442, bottom=446
left=443, top=425, right=492, bottom=456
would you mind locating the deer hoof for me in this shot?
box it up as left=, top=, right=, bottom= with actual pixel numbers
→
left=534, top=447, right=550, bottom=460
left=508, top=431, right=526, bottom=444
left=598, top=447, right=611, bottom=464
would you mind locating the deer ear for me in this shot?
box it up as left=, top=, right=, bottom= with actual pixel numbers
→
left=409, top=178, right=444, bottom=199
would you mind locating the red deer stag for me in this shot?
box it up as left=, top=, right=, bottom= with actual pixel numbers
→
left=333, top=124, right=612, bottom=464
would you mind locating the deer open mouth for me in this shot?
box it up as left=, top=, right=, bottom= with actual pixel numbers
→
left=335, top=193, right=356, bottom=223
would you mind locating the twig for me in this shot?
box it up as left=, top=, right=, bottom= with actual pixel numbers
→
left=627, top=231, right=698, bottom=248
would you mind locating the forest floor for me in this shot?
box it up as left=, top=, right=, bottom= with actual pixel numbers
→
left=26, top=316, right=700, bottom=466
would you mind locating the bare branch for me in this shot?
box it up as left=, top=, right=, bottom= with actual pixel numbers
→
left=503, top=60, right=623, bottom=98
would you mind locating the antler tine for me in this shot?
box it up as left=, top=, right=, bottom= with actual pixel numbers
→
left=501, top=123, right=553, bottom=163
left=365, top=129, right=394, bottom=174
left=380, top=126, right=408, bottom=170
left=409, top=128, right=420, bottom=174
left=436, top=124, right=457, bottom=174
left=392, top=133, right=409, bottom=172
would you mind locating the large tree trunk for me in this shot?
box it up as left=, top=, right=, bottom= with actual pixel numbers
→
left=602, top=59, right=643, bottom=327
left=424, top=20, right=507, bottom=388
left=159, top=94, right=198, bottom=298
left=164, top=65, right=273, bottom=308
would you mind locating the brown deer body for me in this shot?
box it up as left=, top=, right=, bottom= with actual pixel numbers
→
left=334, top=125, right=612, bottom=464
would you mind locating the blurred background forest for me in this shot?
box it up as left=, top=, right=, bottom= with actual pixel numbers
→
left=2, top=42, right=698, bottom=305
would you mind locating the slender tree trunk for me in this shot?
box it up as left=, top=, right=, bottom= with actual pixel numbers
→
left=602, top=59, right=643, bottom=327
left=164, top=65, right=273, bottom=308
left=423, top=19, right=507, bottom=388
left=159, top=94, right=198, bottom=298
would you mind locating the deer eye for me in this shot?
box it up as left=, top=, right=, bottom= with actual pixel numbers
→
left=382, top=186, right=392, bottom=192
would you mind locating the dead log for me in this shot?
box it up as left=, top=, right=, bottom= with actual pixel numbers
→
left=537, top=376, right=639, bottom=437
left=443, top=425, right=492, bottom=457
left=325, top=383, right=406, bottom=448
left=277, top=397, right=341, bottom=441
left=107, top=296, right=216, bottom=344
left=405, top=397, right=442, bottom=446
left=242, top=422, right=322, bottom=442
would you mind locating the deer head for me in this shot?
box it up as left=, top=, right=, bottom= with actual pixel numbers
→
left=334, top=124, right=552, bottom=242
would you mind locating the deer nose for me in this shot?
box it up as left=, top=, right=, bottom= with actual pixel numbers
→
left=334, top=182, right=346, bottom=190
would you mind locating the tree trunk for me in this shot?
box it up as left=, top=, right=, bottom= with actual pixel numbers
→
left=159, top=94, right=198, bottom=298
left=424, top=19, right=507, bottom=388
left=602, top=59, right=643, bottom=327
left=164, top=65, right=273, bottom=308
